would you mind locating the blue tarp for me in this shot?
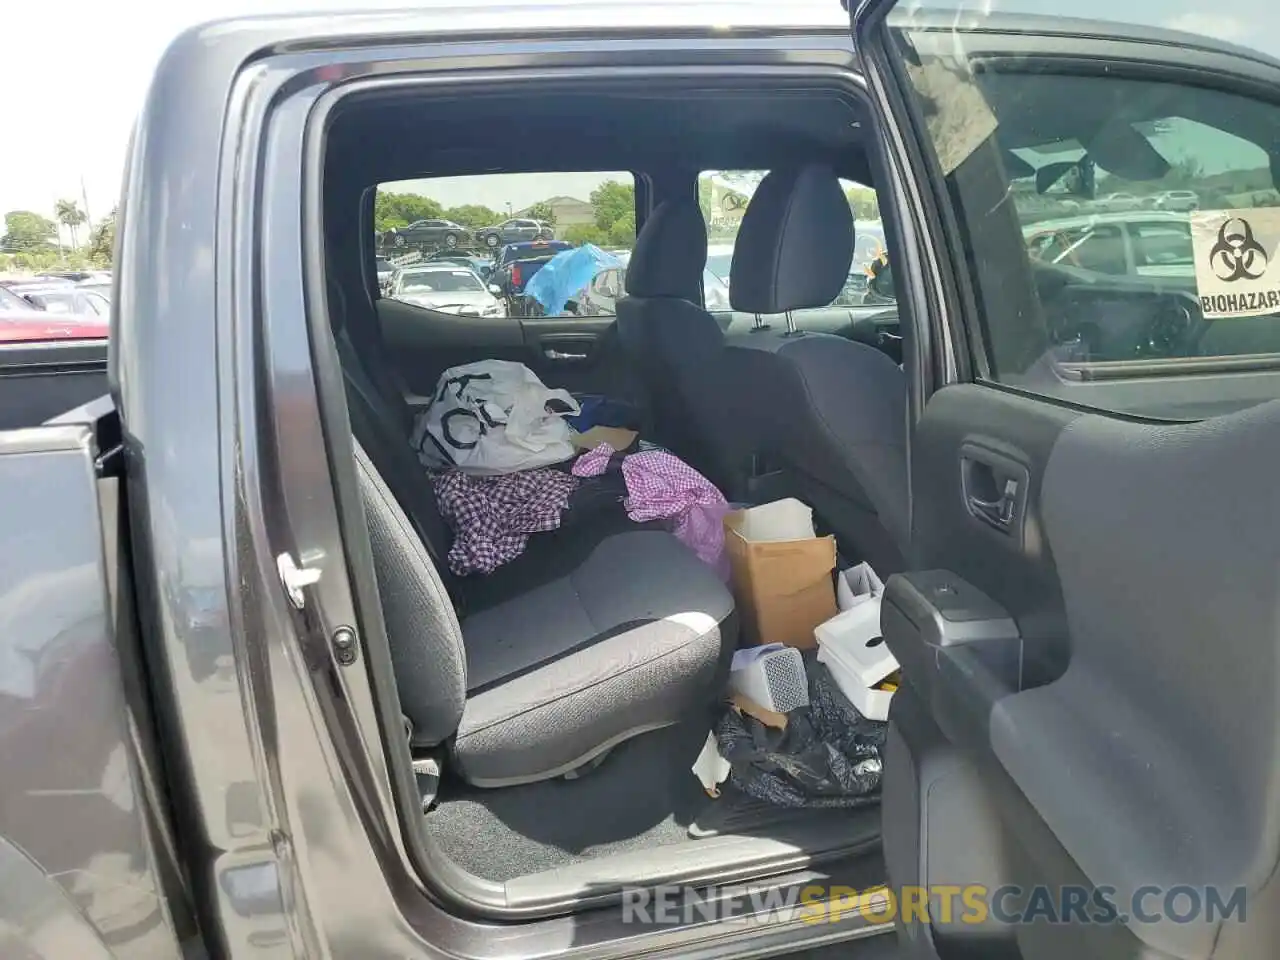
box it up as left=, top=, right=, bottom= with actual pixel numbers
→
left=523, top=243, right=622, bottom=316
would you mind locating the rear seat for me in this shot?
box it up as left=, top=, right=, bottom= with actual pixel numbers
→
left=332, top=286, right=739, bottom=787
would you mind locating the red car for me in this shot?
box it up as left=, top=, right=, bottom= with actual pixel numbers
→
left=0, top=307, right=107, bottom=343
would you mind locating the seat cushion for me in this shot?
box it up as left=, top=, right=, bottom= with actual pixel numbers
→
left=453, top=531, right=736, bottom=787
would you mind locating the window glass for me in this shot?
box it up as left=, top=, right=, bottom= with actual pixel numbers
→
left=699, top=170, right=893, bottom=313
left=375, top=172, right=634, bottom=318
left=889, top=27, right=1280, bottom=411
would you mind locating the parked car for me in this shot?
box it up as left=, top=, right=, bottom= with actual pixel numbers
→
left=35, top=270, right=98, bottom=283
left=424, top=251, right=495, bottom=281
left=14, top=284, right=112, bottom=318
left=0, top=284, right=37, bottom=312
left=473, top=218, right=555, bottom=249
left=0, top=307, right=106, bottom=343
left=382, top=218, right=470, bottom=249
left=1154, top=189, right=1200, bottom=211
left=387, top=262, right=506, bottom=316
left=491, top=240, right=575, bottom=313
left=1022, top=210, right=1195, bottom=281
left=375, top=256, right=394, bottom=289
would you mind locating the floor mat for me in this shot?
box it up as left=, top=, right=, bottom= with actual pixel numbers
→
left=425, top=720, right=879, bottom=883
left=687, top=792, right=816, bottom=839
left=425, top=722, right=711, bottom=882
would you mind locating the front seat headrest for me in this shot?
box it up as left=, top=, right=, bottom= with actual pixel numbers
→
left=625, top=198, right=708, bottom=302
left=729, top=165, right=855, bottom=315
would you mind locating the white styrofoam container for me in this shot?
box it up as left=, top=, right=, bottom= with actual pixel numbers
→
left=818, top=646, right=895, bottom=721
left=736, top=498, right=816, bottom=542
left=812, top=597, right=898, bottom=687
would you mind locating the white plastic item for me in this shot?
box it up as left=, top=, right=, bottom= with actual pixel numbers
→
left=411, top=360, right=581, bottom=475
left=736, top=498, right=816, bottom=542
left=837, top=561, right=885, bottom=612
left=691, top=732, right=731, bottom=796
left=729, top=645, right=809, bottom=712
left=813, top=597, right=899, bottom=687
left=818, top=646, right=896, bottom=721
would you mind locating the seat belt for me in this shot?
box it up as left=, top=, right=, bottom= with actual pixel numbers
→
left=403, top=714, right=441, bottom=813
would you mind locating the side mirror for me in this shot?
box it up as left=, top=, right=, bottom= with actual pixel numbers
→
left=488, top=283, right=502, bottom=295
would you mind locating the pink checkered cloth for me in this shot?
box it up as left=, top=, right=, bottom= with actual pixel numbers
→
left=573, top=442, right=728, bottom=571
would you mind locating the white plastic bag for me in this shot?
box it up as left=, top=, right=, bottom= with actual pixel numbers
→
left=411, top=360, right=581, bottom=475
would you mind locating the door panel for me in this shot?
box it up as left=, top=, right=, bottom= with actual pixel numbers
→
left=852, top=5, right=1280, bottom=958
left=886, top=383, right=1280, bottom=960
left=377, top=297, right=645, bottom=409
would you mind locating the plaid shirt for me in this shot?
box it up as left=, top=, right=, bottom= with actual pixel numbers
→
left=574, top=443, right=728, bottom=570
left=434, top=468, right=578, bottom=575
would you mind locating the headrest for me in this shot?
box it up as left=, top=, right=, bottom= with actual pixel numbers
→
left=625, top=198, right=708, bottom=301
left=729, top=165, right=855, bottom=315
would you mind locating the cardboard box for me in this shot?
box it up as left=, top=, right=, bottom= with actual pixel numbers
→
left=723, top=508, right=838, bottom=649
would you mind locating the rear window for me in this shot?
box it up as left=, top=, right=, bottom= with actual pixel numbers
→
left=374, top=172, right=635, bottom=317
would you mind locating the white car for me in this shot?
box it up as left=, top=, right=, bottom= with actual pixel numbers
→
left=1093, top=191, right=1147, bottom=212
left=1022, top=210, right=1194, bottom=281
left=389, top=263, right=506, bottom=317
left=1154, top=190, right=1200, bottom=212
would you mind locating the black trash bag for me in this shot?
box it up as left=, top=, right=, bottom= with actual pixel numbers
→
left=715, top=656, right=887, bottom=809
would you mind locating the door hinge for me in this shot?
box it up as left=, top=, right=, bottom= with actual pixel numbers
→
left=276, top=553, right=322, bottom=610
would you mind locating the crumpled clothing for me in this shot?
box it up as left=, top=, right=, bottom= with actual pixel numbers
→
left=570, top=443, right=728, bottom=569
left=571, top=442, right=616, bottom=477
left=715, top=657, right=886, bottom=808
left=622, top=449, right=729, bottom=570
left=433, top=468, right=578, bottom=576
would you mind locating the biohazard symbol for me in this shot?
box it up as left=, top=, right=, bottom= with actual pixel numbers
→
left=1209, top=217, right=1269, bottom=282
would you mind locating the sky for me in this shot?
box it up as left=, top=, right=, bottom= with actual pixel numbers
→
left=4, top=0, right=1280, bottom=239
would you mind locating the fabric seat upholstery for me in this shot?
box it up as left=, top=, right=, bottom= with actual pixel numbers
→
left=616, top=198, right=752, bottom=498
left=724, top=165, right=909, bottom=572
left=456, top=532, right=734, bottom=786
left=333, top=283, right=737, bottom=787
left=354, top=442, right=736, bottom=786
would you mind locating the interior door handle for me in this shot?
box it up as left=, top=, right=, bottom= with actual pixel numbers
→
left=967, top=477, right=1019, bottom=530
left=544, top=348, right=588, bottom=361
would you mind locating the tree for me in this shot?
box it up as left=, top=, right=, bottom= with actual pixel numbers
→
left=564, top=223, right=607, bottom=246
left=55, top=199, right=88, bottom=248
left=1, top=210, right=56, bottom=252
left=525, top=201, right=557, bottom=225
left=607, top=212, right=636, bottom=248
left=845, top=186, right=880, bottom=221
left=590, top=181, right=635, bottom=233
left=87, top=208, right=117, bottom=266
left=697, top=176, right=715, bottom=221
left=373, top=191, right=444, bottom=232
left=443, top=204, right=501, bottom=228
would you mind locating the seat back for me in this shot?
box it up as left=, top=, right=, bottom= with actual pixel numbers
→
left=328, top=279, right=469, bottom=747
left=726, top=165, right=909, bottom=571
left=616, top=199, right=751, bottom=496
left=353, top=440, right=469, bottom=749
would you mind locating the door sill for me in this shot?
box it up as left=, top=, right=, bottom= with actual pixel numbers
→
left=421, top=804, right=882, bottom=919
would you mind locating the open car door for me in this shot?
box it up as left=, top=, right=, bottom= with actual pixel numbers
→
left=848, top=2, right=1280, bottom=958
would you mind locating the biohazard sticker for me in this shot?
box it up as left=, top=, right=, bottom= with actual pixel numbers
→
left=1191, top=209, right=1280, bottom=319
